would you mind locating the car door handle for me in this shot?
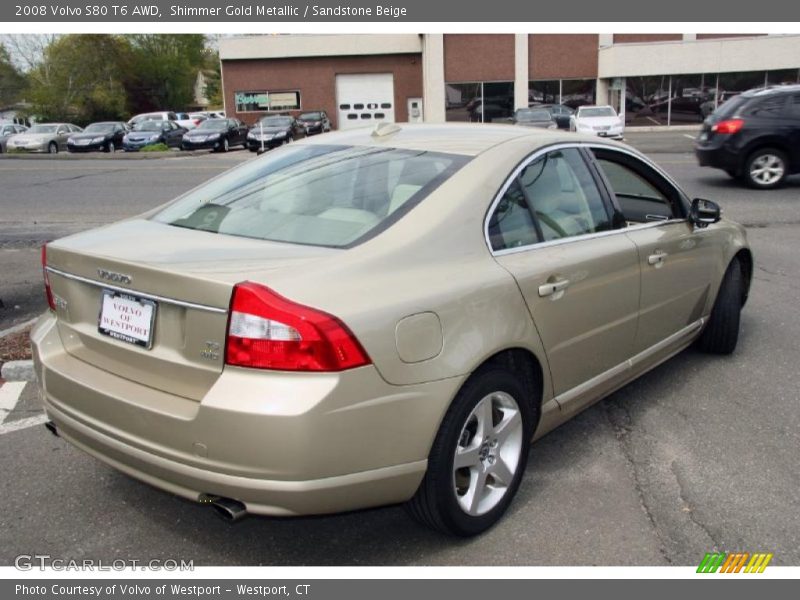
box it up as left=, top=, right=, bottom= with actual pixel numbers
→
left=538, top=279, right=571, bottom=297
left=648, top=251, right=668, bottom=266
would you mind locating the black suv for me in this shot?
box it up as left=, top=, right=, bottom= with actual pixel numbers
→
left=695, top=85, right=800, bottom=189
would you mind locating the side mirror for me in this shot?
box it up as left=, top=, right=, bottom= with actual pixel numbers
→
left=690, top=198, right=721, bottom=228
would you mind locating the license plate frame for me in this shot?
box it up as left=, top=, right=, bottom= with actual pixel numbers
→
left=98, top=290, right=157, bottom=349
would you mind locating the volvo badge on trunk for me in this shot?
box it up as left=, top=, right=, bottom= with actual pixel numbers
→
left=97, top=268, right=132, bottom=284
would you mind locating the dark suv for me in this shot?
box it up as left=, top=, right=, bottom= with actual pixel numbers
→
left=695, top=85, right=800, bottom=189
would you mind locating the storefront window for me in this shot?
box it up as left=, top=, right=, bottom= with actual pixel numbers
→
left=561, top=79, right=596, bottom=109
left=767, top=69, right=800, bottom=85
left=445, top=82, right=512, bottom=123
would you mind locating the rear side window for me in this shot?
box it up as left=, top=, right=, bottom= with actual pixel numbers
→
left=153, top=145, right=468, bottom=248
left=790, top=95, right=800, bottom=118
left=746, top=96, right=787, bottom=118
left=518, top=149, right=612, bottom=242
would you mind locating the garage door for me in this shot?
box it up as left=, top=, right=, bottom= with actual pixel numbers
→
left=335, top=73, right=395, bottom=130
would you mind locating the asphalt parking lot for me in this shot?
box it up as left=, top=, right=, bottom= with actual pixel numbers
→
left=1, top=132, right=798, bottom=566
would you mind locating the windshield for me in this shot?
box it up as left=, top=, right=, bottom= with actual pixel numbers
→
left=29, top=125, right=58, bottom=133
left=197, top=119, right=229, bottom=130
left=258, top=117, right=292, bottom=127
left=579, top=107, right=616, bottom=118
left=516, top=109, right=552, bottom=121
left=85, top=123, right=116, bottom=133
left=134, top=121, right=164, bottom=132
left=152, top=145, right=469, bottom=248
left=299, top=112, right=322, bottom=121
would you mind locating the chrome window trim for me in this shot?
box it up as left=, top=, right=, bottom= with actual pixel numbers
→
left=484, top=141, right=691, bottom=257
left=46, top=266, right=227, bottom=314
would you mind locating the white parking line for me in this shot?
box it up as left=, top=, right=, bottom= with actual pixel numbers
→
left=0, top=414, right=48, bottom=435
left=683, top=134, right=697, bottom=140
left=0, top=381, right=27, bottom=422
left=0, top=382, right=48, bottom=434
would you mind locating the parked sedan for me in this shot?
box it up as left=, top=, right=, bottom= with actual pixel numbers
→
left=67, top=122, right=128, bottom=153
left=569, top=105, right=625, bottom=140
left=34, top=124, right=751, bottom=536
left=296, top=111, right=332, bottom=135
left=5, top=123, right=82, bottom=153
left=510, top=108, right=557, bottom=129
left=181, top=118, right=248, bottom=152
left=123, top=120, right=186, bottom=151
left=246, top=115, right=305, bottom=151
left=0, top=123, right=28, bottom=153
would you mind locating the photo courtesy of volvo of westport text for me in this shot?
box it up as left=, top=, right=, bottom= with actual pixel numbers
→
left=169, top=4, right=409, bottom=17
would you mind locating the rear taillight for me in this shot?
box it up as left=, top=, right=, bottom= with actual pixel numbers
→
left=193, top=119, right=201, bottom=125
left=42, top=244, right=55, bottom=311
left=711, top=119, right=744, bottom=134
left=225, top=282, right=371, bottom=372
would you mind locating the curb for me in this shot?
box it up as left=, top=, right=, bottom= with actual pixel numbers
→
left=0, top=149, right=222, bottom=161
left=625, top=125, right=701, bottom=133
left=1, top=360, right=35, bottom=382
left=0, top=317, right=38, bottom=340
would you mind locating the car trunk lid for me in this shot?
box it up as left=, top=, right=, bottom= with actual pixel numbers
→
left=45, top=219, right=336, bottom=401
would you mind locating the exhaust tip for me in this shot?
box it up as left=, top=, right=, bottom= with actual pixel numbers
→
left=44, top=421, right=59, bottom=437
left=207, top=496, right=247, bottom=523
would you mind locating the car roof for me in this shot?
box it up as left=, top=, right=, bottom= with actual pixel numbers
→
left=299, top=123, right=598, bottom=156
left=743, top=84, right=800, bottom=98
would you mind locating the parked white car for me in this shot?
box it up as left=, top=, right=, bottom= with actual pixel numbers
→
left=569, top=105, right=624, bottom=140
left=127, top=111, right=178, bottom=127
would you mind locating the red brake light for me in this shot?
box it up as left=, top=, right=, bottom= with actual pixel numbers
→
left=193, top=119, right=201, bottom=125
left=711, top=119, right=744, bottom=134
left=225, top=282, right=371, bottom=372
left=42, top=244, right=55, bottom=311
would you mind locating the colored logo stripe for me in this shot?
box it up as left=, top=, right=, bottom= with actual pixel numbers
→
left=697, top=552, right=773, bottom=573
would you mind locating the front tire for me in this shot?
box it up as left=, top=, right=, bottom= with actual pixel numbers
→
left=106, top=141, right=115, bottom=153
left=221, top=137, right=229, bottom=152
left=745, top=148, right=787, bottom=189
left=697, top=257, right=743, bottom=354
left=406, top=368, right=536, bottom=536
left=48, top=142, right=58, bottom=154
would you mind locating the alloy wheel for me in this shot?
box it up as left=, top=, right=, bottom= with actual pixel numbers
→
left=452, top=391, right=523, bottom=516
left=749, top=153, right=785, bottom=186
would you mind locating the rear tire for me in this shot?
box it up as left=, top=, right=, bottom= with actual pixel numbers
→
left=744, top=148, right=787, bottom=189
left=405, top=368, right=536, bottom=536
left=697, top=257, right=743, bottom=355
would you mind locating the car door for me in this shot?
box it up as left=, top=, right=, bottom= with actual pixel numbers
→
left=56, top=125, right=70, bottom=149
left=589, top=146, right=717, bottom=355
left=788, top=94, right=800, bottom=171
left=489, top=146, right=641, bottom=413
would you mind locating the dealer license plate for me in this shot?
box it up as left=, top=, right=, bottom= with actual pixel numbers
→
left=98, top=290, right=156, bottom=349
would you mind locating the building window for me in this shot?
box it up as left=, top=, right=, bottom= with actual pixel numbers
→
left=529, top=79, right=596, bottom=108
left=621, top=69, right=800, bottom=126
left=445, top=81, right=513, bottom=123
left=234, top=90, right=301, bottom=113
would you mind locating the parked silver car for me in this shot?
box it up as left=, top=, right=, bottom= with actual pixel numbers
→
left=5, top=123, right=82, bottom=153
left=0, top=122, right=28, bottom=153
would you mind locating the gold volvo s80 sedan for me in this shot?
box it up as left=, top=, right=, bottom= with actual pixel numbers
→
left=32, top=123, right=752, bottom=536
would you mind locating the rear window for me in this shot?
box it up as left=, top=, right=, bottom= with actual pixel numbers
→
left=152, top=145, right=468, bottom=248
left=714, top=94, right=749, bottom=119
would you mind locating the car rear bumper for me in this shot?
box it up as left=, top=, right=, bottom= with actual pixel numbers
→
left=32, top=313, right=460, bottom=516
left=695, top=144, right=739, bottom=172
